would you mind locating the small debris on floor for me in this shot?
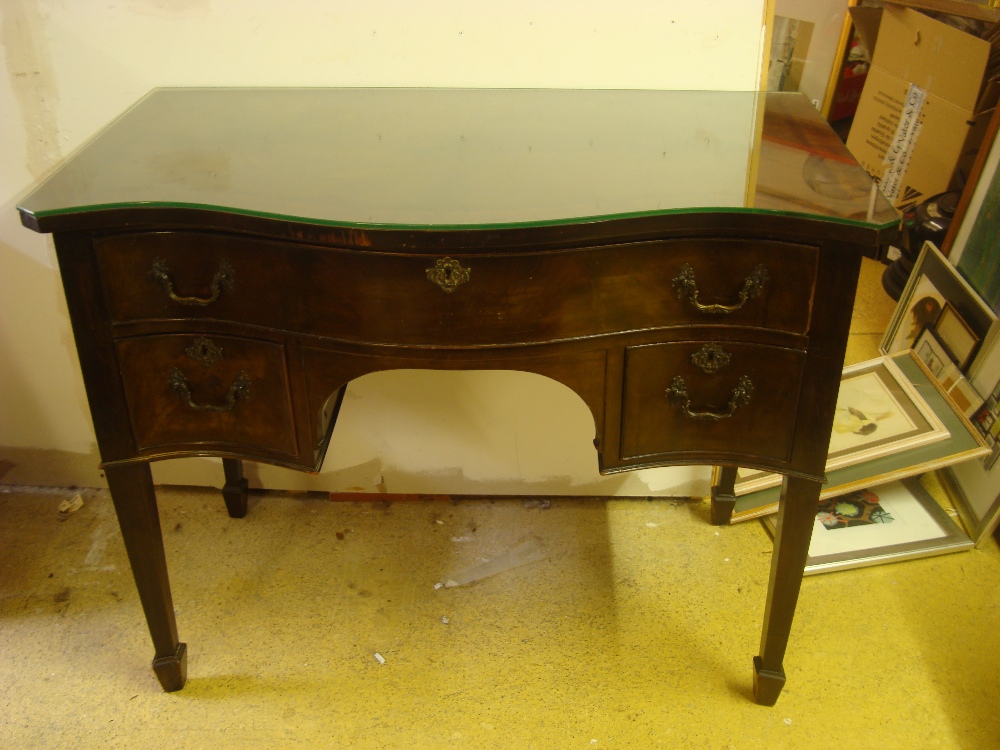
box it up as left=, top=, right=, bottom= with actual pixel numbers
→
left=443, top=539, right=546, bottom=588
left=522, top=498, right=551, bottom=509
left=374, top=652, right=386, bottom=665
left=434, top=582, right=444, bottom=590
left=441, top=616, right=450, bottom=624
left=56, top=493, right=84, bottom=521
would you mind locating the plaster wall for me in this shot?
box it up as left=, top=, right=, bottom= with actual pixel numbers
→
left=0, top=0, right=770, bottom=496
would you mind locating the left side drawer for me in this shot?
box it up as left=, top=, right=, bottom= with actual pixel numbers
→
left=115, top=334, right=297, bottom=457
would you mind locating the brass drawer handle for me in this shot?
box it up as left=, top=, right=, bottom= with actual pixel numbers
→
left=168, top=368, right=251, bottom=412
left=666, top=375, right=753, bottom=421
left=672, top=263, right=768, bottom=314
left=150, top=257, right=235, bottom=306
left=426, top=257, right=470, bottom=293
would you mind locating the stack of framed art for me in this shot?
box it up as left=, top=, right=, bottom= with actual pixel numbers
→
left=733, top=354, right=952, bottom=500
left=730, top=238, right=1000, bottom=574
left=939, top=115, right=1000, bottom=547
left=741, top=96, right=1000, bottom=572
left=894, top=241, right=1000, bottom=550
left=729, top=349, right=988, bottom=513
left=761, top=477, right=974, bottom=575
left=881, top=242, right=995, bottom=417
left=734, top=348, right=988, bottom=574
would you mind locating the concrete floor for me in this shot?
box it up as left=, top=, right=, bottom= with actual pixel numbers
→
left=2, top=258, right=1000, bottom=749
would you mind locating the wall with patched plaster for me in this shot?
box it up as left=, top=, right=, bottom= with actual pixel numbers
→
left=0, top=0, right=770, bottom=496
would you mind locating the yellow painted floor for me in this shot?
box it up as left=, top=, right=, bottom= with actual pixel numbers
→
left=2, top=258, right=1000, bottom=749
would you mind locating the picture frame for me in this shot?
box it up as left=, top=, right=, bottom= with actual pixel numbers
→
left=935, top=302, right=980, bottom=370
left=762, top=477, right=973, bottom=575
left=913, top=325, right=953, bottom=379
left=968, top=373, right=1000, bottom=472
left=940, top=459, right=1000, bottom=548
left=937, top=360, right=963, bottom=392
left=947, top=376, right=984, bottom=419
left=940, top=293, right=1000, bottom=547
left=882, top=268, right=945, bottom=355
left=734, top=354, right=950, bottom=497
left=968, top=318, right=1000, bottom=399
left=880, top=242, right=996, bottom=359
left=730, top=351, right=990, bottom=523
left=948, top=117, right=1000, bottom=314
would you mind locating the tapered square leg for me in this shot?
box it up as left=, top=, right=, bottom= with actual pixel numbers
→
left=753, top=656, right=786, bottom=707
left=710, top=465, right=738, bottom=525
left=754, top=474, right=820, bottom=706
left=222, top=458, right=249, bottom=518
left=105, top=462, right=187, bottom=692
left=152, top=642, right=188, bottom=692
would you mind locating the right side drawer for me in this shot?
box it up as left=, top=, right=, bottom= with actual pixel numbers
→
left=620, top=340, right=806, bottom=465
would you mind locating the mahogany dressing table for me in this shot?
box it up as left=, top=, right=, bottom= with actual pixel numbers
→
left=17, top=88, right=898, bottom=705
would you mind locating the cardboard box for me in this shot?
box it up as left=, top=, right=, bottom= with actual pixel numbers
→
left=846, top=6, right=991, bottom=212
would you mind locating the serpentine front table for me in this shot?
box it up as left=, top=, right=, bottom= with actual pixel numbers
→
left=17, top=88, right=898, bottom=704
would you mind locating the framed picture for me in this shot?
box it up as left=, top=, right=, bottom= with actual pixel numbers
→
left=731, top=351, right=990, bottom=523
left=935, top=303, right=980, bottom=370
left=762, top=477, right=973, bottom=575
left=948, top=119, right=1000, bottom=314
left=941, top=458, right=1000, bottom=547
left=968, top=318, right=1000, bottom=399
left=939, top=197, right=1000, bottom=543
left=880, top=242, right=995, bottom=359
left=969, top=375, right=1000, bottom=471
left=882, top=270, right=945, bottom=355
left=948, top=376, right=984, bottom=419
left=937, top=361, right=962, bottom=392
left=734, top=354, right=950, bottom=497
left=913, top=325, right=953, bottom=378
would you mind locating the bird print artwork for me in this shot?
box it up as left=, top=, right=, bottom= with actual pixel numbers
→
left=827, top=370, right=918, bottom=457
left=832, top=404, right=893, bottom=438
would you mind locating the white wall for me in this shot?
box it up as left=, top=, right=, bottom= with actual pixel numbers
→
left=0, top=0, right=770, bottom=496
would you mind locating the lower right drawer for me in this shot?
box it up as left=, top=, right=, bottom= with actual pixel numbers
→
left=620, top=341, right=806, bottom=463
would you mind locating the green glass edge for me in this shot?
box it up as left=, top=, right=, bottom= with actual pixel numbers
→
left=21, top=200, right=900, bottom=233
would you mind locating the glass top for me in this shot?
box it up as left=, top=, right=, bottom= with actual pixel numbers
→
left=18, top=88, right=899, bottom=231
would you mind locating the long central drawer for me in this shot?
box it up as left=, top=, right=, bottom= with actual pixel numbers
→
left=96, top=231, right=819, bottom=345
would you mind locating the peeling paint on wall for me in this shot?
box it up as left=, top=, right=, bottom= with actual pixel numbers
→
left=125, top=0, right=213, bottom=20
left=2, top=0, right=62, bottom=177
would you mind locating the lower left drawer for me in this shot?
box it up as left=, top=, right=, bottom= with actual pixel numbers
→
left=116, top=334, right=297, bottom=456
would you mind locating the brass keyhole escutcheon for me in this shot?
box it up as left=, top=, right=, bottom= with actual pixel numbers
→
left=691, top=343, right=731, bottom=374
left=426, top=257, right=471, bottom=293
left=185, top=337, right=223, bottom=367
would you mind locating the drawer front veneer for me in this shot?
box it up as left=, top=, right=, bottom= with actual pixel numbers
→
left=97, top=232, right=819, bottom=344
left=116, top=334, right=297, bottom=456
left=620, top=341, right=806, bottom=464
